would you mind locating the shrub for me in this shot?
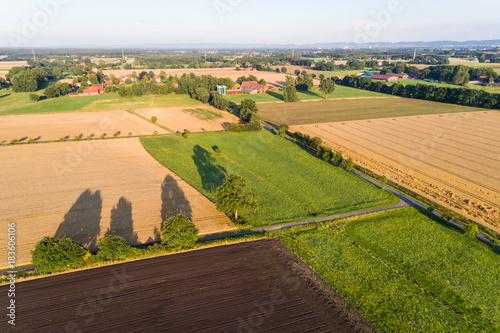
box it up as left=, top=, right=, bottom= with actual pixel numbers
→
left=427, top=206, right=435, bottom=213
left=332, top=151, right=343, bottom=166
left=151, top=116, right=158, bottom=124
left=96, top=235, right=130, bottom=261
left=278, top=124, right=289, bottom=136
left=74, top=136, right=81, bottom=141
left=59, top=137, right=66, bottom=142
left=343, top=157, right=354, bottom=171
left=113, top=132, right=119, bottom=137
left=10, top=139, right=19, bottom=144
left=99, top=135, right=105, bottom=139
left=86, top=136, right=92, bottom=140
left=27, top=138, right=34, bottom=144
left=31, top=237, right=88, bottom=274
left=29, top=93, right=40, bottom=102
left=154, top=131, right=159, bottom=136
left=162, top=214, right=199, bottom=249
left=463, top=224, right=479, bottom=239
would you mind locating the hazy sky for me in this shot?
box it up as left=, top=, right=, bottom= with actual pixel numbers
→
left=1, top=0, right=499, bottom=47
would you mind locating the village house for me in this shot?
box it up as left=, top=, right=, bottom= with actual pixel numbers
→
left=240, top=81, right=269, bottom=94
left=370, top=74, right=401, bottom=82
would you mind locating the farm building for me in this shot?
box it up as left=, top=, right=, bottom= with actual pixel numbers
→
left=241, top=81, right=269, bottom=94
left=370, top=74, right=401, bottom=82
left=69, top=84, right=105, bottom=97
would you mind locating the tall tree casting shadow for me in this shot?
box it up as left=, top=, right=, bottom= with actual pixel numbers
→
left=106, top=197, right=138, bottom=245
left=192, top=145, right=227, bottom=193
left=54, top=189, right=102, bottom=250
left=161, top=175, right=193, bottom=222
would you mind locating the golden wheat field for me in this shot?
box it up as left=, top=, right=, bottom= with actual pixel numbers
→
left=0, top=110, right=167, bottom=143
left=0, top=138, right=234, bottom=267
left=292, top=111, right=500, bottom=232
left=134, top=106, right=240, bottom=132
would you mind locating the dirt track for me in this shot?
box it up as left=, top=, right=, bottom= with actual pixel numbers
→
left=0, top=240, right=375, bottom=332
left=292, top=111, right=500, bottom=232
left=0, top=138, right=234, bottom=267
left=134, top=106, right=240, bottom=132
left=0, top=110, right=166, bottom=143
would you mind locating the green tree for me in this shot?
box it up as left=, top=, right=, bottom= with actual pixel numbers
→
left=29, top=93, right=40, bottom=102
left=381, top=176, right=387, bottom=190
left=31, top=237, right=88, bottom=274
left=216, top=175, right=256, bottom=220
left=463, top=224, right=479, bottom=239
left=332, top=151, right=343, bottom=166
left=162, top=214, right=199, bottom=249
left=96, top=235, right=130, bottom=260
left=283, top=76, right=299, bottom=102
left=281, top=67, right=287, bottom=73
left=151, top=116, right=158, bottom=124
left=211, top=93, right=229, bottom=110
left=296, top=72, right=314, bottom=91
left=240, top=98, right=258, bottom=113
left=343, top=157, right=354, bottom=171
left=278, top=123, right=289, bottom=136
left=319, top=74, right=325, bottom=80
left=319, top=79, right=336, bottom=99
left=478, top=55, right=486, bottom=63
left=294, top=69, right=300, bottom=76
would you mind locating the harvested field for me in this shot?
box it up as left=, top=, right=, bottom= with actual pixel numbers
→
left=0, top=110, right=165, bottom=142
left=103, top=68, right=319, bottom=87
left=260, top=97, right=484, bottom=126
left=134, top=106, right=240, bottom=132
left=0, top=138, right=234, bottom=267
left=291, top=111, right=500, bottom=231
left=0, top=60, right=29, bottom=68
left=0, top=240, right=374, bottom=332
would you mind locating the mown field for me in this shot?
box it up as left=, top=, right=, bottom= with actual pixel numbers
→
left=281, top=207, right=500, bottom=333
left=259, top=97, right=484, bottom=125
left=225, top=85, right=389, bottom=104
left=0, top=93, right=201, bottom=115
left=141, top=131, right=397, bottom=227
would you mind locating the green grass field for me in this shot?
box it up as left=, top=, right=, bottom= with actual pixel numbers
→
left=225, top=86, right=389, bottom=104
left=386, top=78, right=500, bottom=94
left=141, top=131, right=396, bottom=226
left=281, top=207, right=500, bottom=332
left=0, top=94, right=121, bottom=115
left=259, top=96, right=484, bottom=125
left=1, top=93, right=201, bottom=115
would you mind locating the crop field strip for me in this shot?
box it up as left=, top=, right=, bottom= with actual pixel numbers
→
left=292, top=112, right=500, bottom=230
left=142, top=132, right=397, bottom=227
left=2, top=240, right=365, bottom=332
left=299, top=121, right=499, bottom=207
left=0, top=138, right=234, bottom=266
left=258, top=97, right=483, bottom=126
left=281, top=208, right=500, bottom=332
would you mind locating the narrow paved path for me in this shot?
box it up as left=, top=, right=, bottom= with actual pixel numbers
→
left=198, top=200, right=408, bottom=241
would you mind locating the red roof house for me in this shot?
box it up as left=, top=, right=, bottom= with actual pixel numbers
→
left=241, top=81, right=268, bottom=94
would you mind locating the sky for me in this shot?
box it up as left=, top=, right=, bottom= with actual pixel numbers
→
left=1, top=0, right=499, bottom=48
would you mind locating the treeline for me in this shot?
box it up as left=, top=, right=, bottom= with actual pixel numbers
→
left=225, top=99, right=262, bottom=132
left=336, top=76, right=500, bottom=109
left=419, top=65, right=499, bottom=84
left=6, top=66, right=55, bottom=92
left=409, top=55, right=449, bottom=65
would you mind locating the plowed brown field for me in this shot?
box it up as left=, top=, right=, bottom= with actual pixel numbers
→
left=0, top=110, right=166, bottom=143
left=0, top=138, right=234, bottom=267
left=292, top=111, right=500, bottom=232
left=0, top=240, right=375, bottom=332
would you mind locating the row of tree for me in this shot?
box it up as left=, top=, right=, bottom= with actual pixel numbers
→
left=337, top=76, right=500, bottom=109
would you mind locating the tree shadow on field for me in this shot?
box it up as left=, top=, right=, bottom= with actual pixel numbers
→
left=192, top=145, right=227, bottom=193
left=161, top=175, right=192, bottom=222
left=106, top=197, right=139, bottom=246
left=54, top=189, right=102, bottom=250
left=267, top=90, right=284, bottom=101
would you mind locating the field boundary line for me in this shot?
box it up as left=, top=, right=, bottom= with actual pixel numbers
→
left=126, top=109, right=175, bottom=133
